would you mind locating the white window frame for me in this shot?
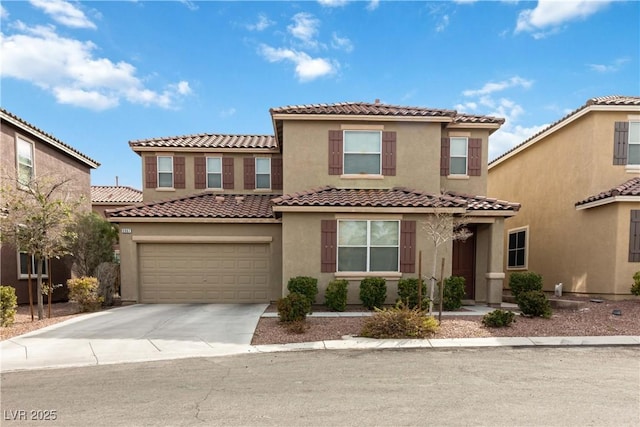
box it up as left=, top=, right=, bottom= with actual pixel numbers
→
left=343, top=130, right=382, bottom=175
left=255, top=157, right=271, bottom=190
left=16, top=136, right=34, bottom=187
left=337, top=220, right=400, bottom=272
left=206, top=157, right=223, bottom=189
left=628, top=121, right=640, bottom=166
left=449, top=137, right=468, bottom=176
left=157, top=156, right=173, bottom=188
left=18, top=252, right=49, bottom=279
left=507, top=226, right=528, bottom=270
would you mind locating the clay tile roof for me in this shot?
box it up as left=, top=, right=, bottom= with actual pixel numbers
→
left=129, top=133, right=277, bottom=149
left=91, top=186, right=143, bottom=204
left=575, top=177, right=640, bottom=207
left=107, top=193, right=279, bottom=219
left=270, top=102, right=457, bottom=118
left=443, top=191, right=521, bottom=211
left=453, top=113, right=505, bottom=125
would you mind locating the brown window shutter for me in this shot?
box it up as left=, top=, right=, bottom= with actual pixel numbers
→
left=321, top=220, right=337, bottom=272
left=630, top=210, right=640, bottom=262
left=328, top=130, right=343, bottom=175
left=440, top=138, right=450, bottom=176
left=194, top=156, right=206, bottom=189
left=272, top=158, right=283, bottom=190
left=174, top=156, right=185, bottom=189
left=223, top=157, right=234, bottom=189
left=468, top=138, right=482, bottom=176
left=613, top=121, right=629, bottom=165
left=244, top=157, right=255, bottom=190
left=400, top=220, right=416, bottom=273
left=382, top=131, right=396, bottom=176
left=145, top=156, right=157, bottom=188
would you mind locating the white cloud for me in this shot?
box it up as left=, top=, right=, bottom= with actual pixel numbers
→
left=1, top=5, right=9, bottom=19
left=219, top=107, right=236, bottom=118
left=288, top=12, right=320, bottom=46
left=515, top=0, right=612, bottom=35
left=588, top=57, right=630, bottom=73
left=29, top=0, right=96, bottom=29
left=331, top=32, right=353, bottom=52
left=435, top=15, right=450, bottom=32
left=366, top=1, right=380, bottom=11
left=489, top=122, right=549, bottom=161
left=0, top=24, right=191, bottom=111
left=462, top=76, right=533, bottom=97
left=179, top=1, right=198, bottom=11
left=246, top=14, right=275, bottom=32
left=259, top=44, right=336, bottom=82
left=318, top=0, right=349, bottom=7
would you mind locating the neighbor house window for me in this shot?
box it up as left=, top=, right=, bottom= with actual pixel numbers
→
left=343, top=131, right=382, bottom=175
left=449, top=137, right=468, bottom=175
left=628, top=121, right=640, bottom=165
left=157, top=156, right=173, bottom=188
left=338, top=220, right=399, bottom=272
left=255, top=158, right=271, bottom=189
left=207, top=157, right=222, bottom=189
left=18, top=253, right=48, bottom=279
left=507, top=227, right=527, bottom=269
left=16, top=137, right=34, bottom=186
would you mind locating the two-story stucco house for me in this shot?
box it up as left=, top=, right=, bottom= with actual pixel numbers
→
left=109, top=101, right=520, bottom=306
left=488, top=95, right=640, bottom=299
left=0, top=108, right=99, bottom=304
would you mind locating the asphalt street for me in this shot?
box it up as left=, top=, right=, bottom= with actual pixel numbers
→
left=1, top=346, right=639, bottom=427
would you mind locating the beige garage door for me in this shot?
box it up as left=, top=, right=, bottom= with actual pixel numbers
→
left=138, top=243, right=270, bottom=303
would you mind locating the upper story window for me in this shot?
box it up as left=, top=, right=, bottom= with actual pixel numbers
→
left=338, top=220, right=399, bottom=272
left=18, top=253, right=48, bottom=279
left=343, top=131, right=382, bottom=175
left=628, top=121, right=640, bottom=165
left=157, top=156, right=173, bottom=188
left=207, top=157, right=222, bottom=189
left=256, top=158, right=271, bottom=189
left=16, top=137, right=34, bottom=186
left=449, top=137, right=468, bottom=175
left=507, top=227, right=528, bottom=269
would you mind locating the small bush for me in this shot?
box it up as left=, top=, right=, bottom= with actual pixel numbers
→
left=359, top=277, right=387, bottom=310
left=287, top=276, right=318, bottom=305
left=325, top=279, right=348, bottom=312
left=482, top=309, right=516, bottom=328
left=0, top=285, right=18, bottom=327
left=277, top=292, right=311, bottom=323
left=95, top=262, right=119, bottom=306
left=360, top=303, right=439, bottom=339
left=509, top=272, right=543, bottom=300
left=397, top=278, right=428, bottom=310
left=67, top=277, right=104, bottom=312
left=631, top=271, right=640, bottom=296
left=518, top=290, right=552, bottom=318
left=442, top=276, right=466, bottom=311
left=283, top=319, right=309, bottom=334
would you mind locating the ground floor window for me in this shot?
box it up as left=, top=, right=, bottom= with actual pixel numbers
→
left=18, top=253, right=49, bottom=279
left=507, top=227, right=527, bottom=269
left=337, top=220, right=399, bottom=272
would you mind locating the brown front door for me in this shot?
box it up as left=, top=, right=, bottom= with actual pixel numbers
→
left=452, top=226, right=476, bottom=299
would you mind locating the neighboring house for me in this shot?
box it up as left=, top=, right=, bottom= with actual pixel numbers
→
left=0, top=108, right=99, bottom=304
left=91, top=185, right=143, bottom=218
left=109, top=101, right=520, bottom=305
left=488, top=95, right=640, bottom=299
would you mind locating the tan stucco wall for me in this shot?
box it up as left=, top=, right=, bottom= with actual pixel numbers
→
left=117, top=221, right=282, bottom=303
left=614, top=205, right=640, bottom=295
left=488, top=109, right=640, bottom=296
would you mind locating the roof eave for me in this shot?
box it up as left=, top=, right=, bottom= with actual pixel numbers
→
left=270, top=113, right=454, bottom=123
left=575, top=195, right=640, bottom=210
left=129, top=146, right=279, bottom=154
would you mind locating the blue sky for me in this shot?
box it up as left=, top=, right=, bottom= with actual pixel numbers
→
left=2, top=0, right=638, bottom=189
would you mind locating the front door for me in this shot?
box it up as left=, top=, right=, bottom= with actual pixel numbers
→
left=452, top=226, right=476, bottom=299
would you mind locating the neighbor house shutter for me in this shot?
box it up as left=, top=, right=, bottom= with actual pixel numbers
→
left=382, top=131, right=397, bottom=176
left=244, top=157, right=255, bottom=190
left=613, top=121, right=629, bottom=165
left=194, top=156, right=206, bottom=189
left=223, top=158, right=234, bottom=189
left=440, top=138, right=450, bottom=176
left=174, top=156, right=185, bottom=189
left=630, top=210, right=640, bottom=262
left=145, top=156, right=157, bottom=188
left=272, top=158, right=283, bottom=190
left=328, top=130, right=343, bottom=175
left=468, top=138, right=482, bottom=176
left=321, top=220, right=337, bottom=272
left=400, top=220, right=416, bottom=273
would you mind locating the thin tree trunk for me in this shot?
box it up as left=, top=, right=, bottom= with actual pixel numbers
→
left=438, top=257, right=445, bottom=323
left=27, top=257, right=34, bottom=321
left=429, top=246, right=438, bottom=315
left=36, top=256, right=44, bottom=320
left=48, top=258, right=52, bottom=318
left=417, top=251, right=422, bottom=310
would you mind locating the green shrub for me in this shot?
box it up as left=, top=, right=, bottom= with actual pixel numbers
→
left=442, top=276, right=466, bottom=311
left=397, top=277, right=428, bottom=310
left=325, top=279, right=348, bottom=312
left=359, top=277, right=387, bottom=309
left=276, top=292, right=310, bottom=323
left=631, top=271, right=640, bottom=296
left=287, top=276, right=318, bottom=304
left=0, top=285, right=18, bottom=327
left=482, top=309, right=516, bottom=328
left=518, top=290, right=552, bottom=318
left=509, top=272, right=543, bottom=300
left=360, top=303, right=439, bottom=339
left=67, top=277, right=104, bottom=312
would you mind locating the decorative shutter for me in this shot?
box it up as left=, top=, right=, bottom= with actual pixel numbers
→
left=243, top=157, right=255, bottom=190
left=223, top=158, right=234, bottom=189
left=174, top=156, right=185, bottom=189
left=613, top=121, right=629, bottom=165
left=382, top=131, right=396, bottom=176
left=328, top=130, right=343, bottom=175
left=145, top=156, right=157, bottom=188
left=440, top=138, right=450, bottom=176
left=272, top=158, right=283, bottom=190
left=468, top=138, right=482, bottom=176
left=399, top=220, right=416, bottom=273
left=630, top=210, right=640, bottom=262
left=194, top=156, right=206, bottom=189
left=321, top=220, right=337, bottom=272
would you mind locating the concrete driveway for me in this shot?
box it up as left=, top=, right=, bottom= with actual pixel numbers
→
left=0, top=303, right=268, bottom=372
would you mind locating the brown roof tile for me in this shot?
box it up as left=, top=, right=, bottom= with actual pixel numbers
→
left=575, top=177, right=640, bottom=206
left=91, top=186, right=143, bottom=204
left=453, top=113, right=505, bottom=125
left=270, top=102, right=457, bottom=118
left=129, top=133, right=277, bottom=150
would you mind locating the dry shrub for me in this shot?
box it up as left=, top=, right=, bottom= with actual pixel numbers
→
left=361, top=303, right=439, bottom=339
